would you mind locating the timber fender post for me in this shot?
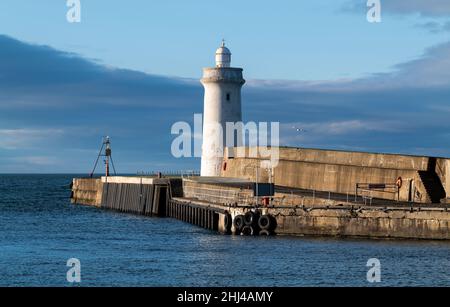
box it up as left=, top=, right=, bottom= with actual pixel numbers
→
left=167, top=199, right=221, bottom=232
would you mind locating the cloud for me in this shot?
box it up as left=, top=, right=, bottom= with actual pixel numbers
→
left=248, top=40, right=450, bottom=90
left=1, top=34, right=450, bottom=172
left=382, top=0, right=450, bottom=17
left=415, top=20, right=450, bottom=33
left=10, top=156, right=60, bottom=166
left=0, top=128, right=64, bottom=150
left=0, top=35, right=200, bottom=109
left=361, top=41, right=450, bottom=88
left=344, top=0, right=450, bottom=17
left=279, top=119, right=413, bottom=151
left=0, top=34, right=203, bottom=172
left=344, top=1, right=450, bottom=34
left=282, top=119, right=404, bottom=137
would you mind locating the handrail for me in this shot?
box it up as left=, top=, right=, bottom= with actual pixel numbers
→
left=355, top=183, right=399, bottom=202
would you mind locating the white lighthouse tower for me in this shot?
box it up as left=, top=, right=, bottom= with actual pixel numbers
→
left=200, top=41, right=245, bottom=176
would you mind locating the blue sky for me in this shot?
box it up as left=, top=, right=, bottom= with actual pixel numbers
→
left=1, top=0, right=450, bottom=173
left=1, top=0, right=448, bottom=80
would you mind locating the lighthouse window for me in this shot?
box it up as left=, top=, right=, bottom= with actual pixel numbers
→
left=226, top=93, right=230, bottom=101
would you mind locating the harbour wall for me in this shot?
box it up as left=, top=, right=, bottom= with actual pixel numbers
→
left=71, top=176, right=450, bottom=240
left=169, top=199, right=450, bottom=240
left=273, top=206, right=450, bottom=239
left=71, top=177, right=180, bottom=216
left=222, top=147, right=449, bottom=204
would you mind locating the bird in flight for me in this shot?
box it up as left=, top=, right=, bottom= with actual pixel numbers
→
left=292, top=125, right=307, bottom=133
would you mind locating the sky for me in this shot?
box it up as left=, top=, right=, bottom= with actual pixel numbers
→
left=1, top=0, right=450, bottom=173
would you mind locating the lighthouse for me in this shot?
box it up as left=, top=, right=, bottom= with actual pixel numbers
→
left=201, top=41, right=246, bottom=176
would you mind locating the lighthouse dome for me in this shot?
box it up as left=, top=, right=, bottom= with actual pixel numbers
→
left=215, top=41, right=231, bottom=68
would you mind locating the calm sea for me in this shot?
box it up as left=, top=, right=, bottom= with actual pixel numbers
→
left=0, top=174, right=449, bottom=286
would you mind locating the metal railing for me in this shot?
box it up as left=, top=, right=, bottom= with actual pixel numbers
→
left=355, top=183, right=399, bottom=203
left=136, top=170, right=200, bottom=177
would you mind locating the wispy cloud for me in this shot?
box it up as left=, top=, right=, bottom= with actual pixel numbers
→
left=0, top=128, right=64, bottom=150
left=10, top=156, right=61, bottom=166
left=415, top=20, right=450, bottom=33
left=344, top=0, right=450, bottom=35
left=250, top=41, right=450, bottom=90
left=279, top=119, right=412, bottom=150
left=344, top=0, right=450, bottom=17
left=282, top=119, right=404, bottom=136
left=382, top=0, right=450, bottom=17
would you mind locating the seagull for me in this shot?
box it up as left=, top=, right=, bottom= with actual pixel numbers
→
left=292, top=126, right=307, bottom=133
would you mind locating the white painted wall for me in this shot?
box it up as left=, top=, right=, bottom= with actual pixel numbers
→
left=446, top=159, right=450, bottom=199
left=200, top=67, right=245, bottom=176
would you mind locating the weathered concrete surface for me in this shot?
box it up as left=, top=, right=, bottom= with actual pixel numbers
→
left=437, top=158, right=450, bottom=203
left=172, top=196, right=450, bottom=240
left=227, top=147, right=430, bottom=170
left=274, top=207, right=450, bottom=240
left=200, top=56, right=245, bottom=176
left=222, top=147, right=449, bottom=203
left=71, top=178, right=103, bottom=207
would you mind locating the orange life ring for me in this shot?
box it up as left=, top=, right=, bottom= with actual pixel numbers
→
left=396, top=177, right=403, bottom=188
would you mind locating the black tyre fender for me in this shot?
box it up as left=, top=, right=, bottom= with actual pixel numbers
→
left=223, top=212, right=232, bottom=233
left=233, top=215, right=245, bottom=232
left=258, top=214, right=276, bottom=230
left=259, top=229, right=272, bottom=236
left=241, top=225, right=254, bottom=236
left=244, top=211, right=260, bottom=226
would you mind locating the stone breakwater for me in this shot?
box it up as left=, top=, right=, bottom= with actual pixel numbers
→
left=71, top=176, right=450, bottom=240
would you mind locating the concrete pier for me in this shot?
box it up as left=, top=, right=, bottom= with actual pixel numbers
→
left=71, top=176, right=179, bottom=216
left=71, top=175, right=450, bottom=240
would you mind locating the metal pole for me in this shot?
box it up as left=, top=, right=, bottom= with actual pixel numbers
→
left=105, top=157, right=110, bottom=177
left=255, top=167, right=259, bottom=207
left=90, top=142, right=105, bottom=177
